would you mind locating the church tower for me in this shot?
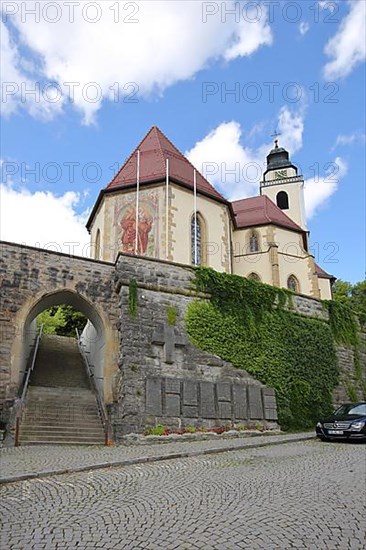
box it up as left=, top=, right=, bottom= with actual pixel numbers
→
left=260, top=140, right=307, bottom=231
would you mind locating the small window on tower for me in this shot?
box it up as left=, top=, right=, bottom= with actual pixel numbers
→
left=277, top=191, right=289, bottom=210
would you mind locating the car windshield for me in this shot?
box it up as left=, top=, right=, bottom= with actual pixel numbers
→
left=333, top=404, right=366, bottom=417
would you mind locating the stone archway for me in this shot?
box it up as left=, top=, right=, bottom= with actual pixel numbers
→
left=11, top=289, right=118, bottom=404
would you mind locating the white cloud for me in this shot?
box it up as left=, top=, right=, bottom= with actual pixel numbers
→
left=1, top=1, right=273, bottom=124
left=224, top=7, right=272, bottom=60
left=304, top=156, right=347, bottom=218
left=187, top=107, right=344, bottom=218
left=332, top=132, right=366, bottom=149
left=298, top=22, right=310, bottom=36
left=323, top=0, right=366, bottom=79
left=0, top=22, right=64, bottom=118
left=318, top=0, right=338, bottom=8
left=0, top=183, right=90, bottom=255
left=186, top=106, right=305, bottom=200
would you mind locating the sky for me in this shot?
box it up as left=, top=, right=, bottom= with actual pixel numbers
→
left=0, top=0, right=365, bottom=283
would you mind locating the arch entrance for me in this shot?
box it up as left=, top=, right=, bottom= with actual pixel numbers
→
left=12, top=289, right=118, bottom=404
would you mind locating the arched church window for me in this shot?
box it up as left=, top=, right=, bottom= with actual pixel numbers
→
left=248, top=272, right=261, bottom=282
left=287, top=275, right=299, bottom=293
left=95, top=229, right=101, bottom=260
left=277, top=191, right=289, bottom=210
left=249, top=231, right=260, bottom=253
left=191, top=213, right=204, bottom=266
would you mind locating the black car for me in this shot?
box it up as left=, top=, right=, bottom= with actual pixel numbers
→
left=316, top=402, right=366, bottom=441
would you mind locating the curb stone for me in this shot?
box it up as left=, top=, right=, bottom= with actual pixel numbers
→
left=0, top=433, right=315, bottom=485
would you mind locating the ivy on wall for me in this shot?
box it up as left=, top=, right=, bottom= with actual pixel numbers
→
left=324, top=299, right=365, bottom=401
left=167, top=305, right=177, bottom=326
left=128, top=279, right=138, bottom=318
left=186, top=268, right=339, bottom=430
left=324, top=300, right=360, bottom=348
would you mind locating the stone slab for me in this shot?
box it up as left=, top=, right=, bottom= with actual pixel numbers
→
left=216, top=382, right=231, bottom=402
left=145, top=378, right=163, bottom=416
left=248, top=385, right=264, bottom=420
left=183, top=380, right=198, bottom=406
left=165, top=378, right=181, bottom=395
left=262, top=388, right=278, bottom=420
left=165, top=394, right=181, bottom=417
left=200, top=382, right=216, bottom=419
left=233, top=384, right=248, bottom=420
left=182, top=405, right=198, bottom=418
left=218, top=402, right=232, bottom=420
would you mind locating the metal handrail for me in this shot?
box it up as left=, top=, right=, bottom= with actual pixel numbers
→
left=14, top=324, right=44, bottom=446
left=76, top=328, right=113, bottom=446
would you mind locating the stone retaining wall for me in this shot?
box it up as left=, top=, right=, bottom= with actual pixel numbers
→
left=1, top=241, right=365, bottom=440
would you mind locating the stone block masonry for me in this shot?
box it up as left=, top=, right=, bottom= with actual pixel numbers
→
left=145, top=377, right=277, bottom=423
left=112, top=254, right=280, bottom=436
left=1, top=240, right=364, bottom=441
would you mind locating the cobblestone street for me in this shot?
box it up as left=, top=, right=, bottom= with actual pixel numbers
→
left=1, top=439, right=365, bottom=549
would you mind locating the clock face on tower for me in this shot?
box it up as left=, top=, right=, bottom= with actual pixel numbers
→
left=274, top=169, right=287, bottom=179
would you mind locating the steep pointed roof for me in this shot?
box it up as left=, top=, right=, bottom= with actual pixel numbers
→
left=106, top=126, right=225, bottom=201
left=232, top=195, right=303, bottom=233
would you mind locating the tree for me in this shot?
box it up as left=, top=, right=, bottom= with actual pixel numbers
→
left=37, top=307, right=67, bottom=335
left=333, top=279, right=366, bottom=325
left=37, top=305, right=87, bottom=336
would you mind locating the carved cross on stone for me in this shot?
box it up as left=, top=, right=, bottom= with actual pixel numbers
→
left=152, top=322, right=186, bottom=364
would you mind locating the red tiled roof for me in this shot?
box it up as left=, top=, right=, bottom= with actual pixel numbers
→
left=231, top=195, right=304, bottom=232
left=315, top=263, right=335, bottom=280
left=106, top=126, right=225, bottom=201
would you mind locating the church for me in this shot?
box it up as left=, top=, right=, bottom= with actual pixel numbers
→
left=86, top=126, right=335, bottom=300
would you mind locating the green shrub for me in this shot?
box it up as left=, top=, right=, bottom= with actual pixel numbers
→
left=186, top=268, right=340, bottom=430
left=145, top=425, right=166, bottom=436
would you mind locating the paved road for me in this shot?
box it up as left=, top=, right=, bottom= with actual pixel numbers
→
left=1, top=440, right=365, bottom=549
left=0, top=432, right=311, bottom=482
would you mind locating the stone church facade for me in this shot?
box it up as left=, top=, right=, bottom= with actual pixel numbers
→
left=87, top=126, right=334, bottom=300
left=0, top=127, right=344, bottom=442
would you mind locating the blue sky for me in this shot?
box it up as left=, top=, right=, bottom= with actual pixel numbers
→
left=1, top=0, right=365, bottom=282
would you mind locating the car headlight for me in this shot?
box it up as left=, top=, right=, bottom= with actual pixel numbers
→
left=351, top=421, right=365, bottom=430
left=316, top=422, right=322, bottom=428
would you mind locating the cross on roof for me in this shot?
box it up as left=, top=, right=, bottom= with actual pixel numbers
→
left=271, top=130, right=281, bottom=148
left=152, top=322, right=186, bottom=364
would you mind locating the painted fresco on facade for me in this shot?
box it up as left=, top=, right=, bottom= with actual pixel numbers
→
left=114, top=190, right=159, bottom=257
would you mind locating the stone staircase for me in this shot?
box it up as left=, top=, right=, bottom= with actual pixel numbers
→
left=19, top=335, right=106, bottom=445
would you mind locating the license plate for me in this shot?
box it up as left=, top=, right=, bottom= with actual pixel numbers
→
left=328, top=430, right=343, bottom=435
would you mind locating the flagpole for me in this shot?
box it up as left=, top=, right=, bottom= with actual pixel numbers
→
left=194, top=169, right=197, bottom=266
left=135, top=149, right=140, bottom=255
left=227, top=216, right=232, bottom=273
left=165, top=158, right=169, bottom=260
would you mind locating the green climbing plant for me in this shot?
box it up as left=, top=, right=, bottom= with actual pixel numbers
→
left=128, top=279, right=138, bottom=318
left=167, top=305, right=177, bottom=326
left=186, top=268, right=340, bottom=430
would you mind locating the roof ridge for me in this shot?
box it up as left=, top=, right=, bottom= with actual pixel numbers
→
left=107, top=126, right=158, bottom=187
left=153, top=126, right=167, bottom=172
left=106, top=125, right=226, bottom=201
left=153, top=126, right=226, bottom=199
